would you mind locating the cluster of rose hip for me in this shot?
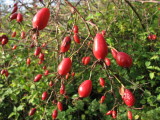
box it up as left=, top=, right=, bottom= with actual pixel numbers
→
left=9, top=2, right=23, bottom=22
left=147, top=34, right=157, bottom=40
left=1, top=5, right=136, bottom=120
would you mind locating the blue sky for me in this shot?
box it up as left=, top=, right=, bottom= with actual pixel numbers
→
left=4, top=0, right=14, bottom=5
left=3, top=0, right=33, bottom=5
left=3, top=0, right=79, bottom=5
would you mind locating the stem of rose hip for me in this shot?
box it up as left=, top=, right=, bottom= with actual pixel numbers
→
left=64, top=0, right=93, bottom=37
left=131, top=106, right=144, bottom=110
left=89, top=60, right=99, bottom=80
left=108, top=69, right=124, bottom=87
left=69, top=35, right=90, bottom=58
left=41, top=90, right=54, bottom=119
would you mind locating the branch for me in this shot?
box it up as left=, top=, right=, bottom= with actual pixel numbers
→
left=125, top=0, right=146, bottom=30
left=128, top=0, right=160, bottom=3
left=64, top=0, right=93, bottom=37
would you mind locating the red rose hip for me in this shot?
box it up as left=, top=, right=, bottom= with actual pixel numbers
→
left=34, top=74, right=42, bottom=82
left=32, top=8, right=50, bottom=30
left=93, top=33, right=108, bottom=60
left=122, top=89, right=135, bottom=107
left=78, top=80, right=92, bottom=98
left=116, top=52, right=132, bottom=68
left=28, top=108, right=36, bottom=116
left=58, top=58, right=72, bottom=76
left=42, top=91, right=48, bottom=100
left=99, top=78, right=105, bottom=87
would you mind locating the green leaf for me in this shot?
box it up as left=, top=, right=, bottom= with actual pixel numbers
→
left=135, top=115, right=140, bottom=120
left=88, top=99, right=99, bottom=112
left=75, top=100, right=84, bottom=110
left=150, top=55, right=159, bottom=60
left=145, top=61, right=151, bottom=67
left=95, top=12, right=102, bottom=17
left=17, top=105, right=24, bottom=111
left=8, top=112, right=16, bottom=119
left=99, top=104, right=107, bottom=113
left=157, top=94, right=160, bottom=101
left=149, top=72, right=155, bottom=79
left=0, top=84, right=3, bottom=88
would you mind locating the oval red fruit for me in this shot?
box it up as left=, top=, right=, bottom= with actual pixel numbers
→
left=39, top=53, right=44, bottom=60
left=30, top=43, right=35, bottom=48
left=82, top=57, right=86, bottom=64
left=93, top=33, right=108, bottom=60
left=127, top=111, right=133, bottom=120
left=73, top=25, right=78, bottom=33
left=41, top=42, right=47, bottom=47
left=71, top=72, right=75, bottom=77
left=21, top=31, right=25, bottom=39
left=116, top=52, right=132, bottom=68
left=106, top=110, right=112, bottom=115
left=32, top=8, right=50, bottom=30
left=65, top=73, right=70, bottom=80
left=26, top=58, right=31, bottom=65
left=112, top=110, right=117, bottom=119
left=34, top=74, right=42, bottom=82
left=28, top=108, right=36, bottom=116
left=44, top=70, right=49, bottom=76
left=34, top=47, right=41, bottom=56
left=73, top=34, right=80, bottom=43
left=60, top=36, right=71, bottom=53
left=111, top=48, right=118, bottom=59
left=78, top=80, right=92, bottom=98
left=52, top=100, right=57, bottom=104
left=43, top=65, right=47, bottom=70
left=60, top=84, right=65, bottom=95
left=99, top=78, right=105, bottom=87
left=49, top=81, right=53, bottom=87
left=148, top=34, right=157, bottom=40
left=12, top=45, right=17, bottom=50
left=16, top=13, right=23, bottom=22
left=1, top=69, right=6, bottom=75
left=11, top=31, right=16, bottom=37
left=100, top=96, right=106, bottom=104
left=38, top=59, right=43, bottom=64
left=11, top=6, right=18, bottom=14
left=5, top=70, right=9, bottom=77
left=151, top=34, right=157, bottom=40
left=10, top=13, right=18, bottom=20
left=58, top=58, right=72, bottom=76
left=57, top=102, right=63, bottom=111
left=83, top=56, right=90, bottom=65
left=104, top=58, right=111, bottom=66
left=1, top=37, right=8, bottom=45
left=122, top=89, right=135, bottom=107
left=42, top=91, right=48, bottom=100
left=52, top=109, right=58, bottom=119
left=147, top=35, right=152, bottom=40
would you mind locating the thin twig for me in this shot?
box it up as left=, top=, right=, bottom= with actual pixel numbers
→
left=125, top=0, right=146, bottom=30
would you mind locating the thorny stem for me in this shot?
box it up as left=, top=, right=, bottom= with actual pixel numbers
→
left=41, top=90, right=54, bottom=120
left=64, top=0, right=93, bottom=37
left=89, top=60, right=99, bottom=80
left=101, top=60, right=124, bottom=87
left=69, top=35, right=90, bottom=58
left=125, top=0, right=146, bottom=30
left=108, top=69, right=125, bottom=87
